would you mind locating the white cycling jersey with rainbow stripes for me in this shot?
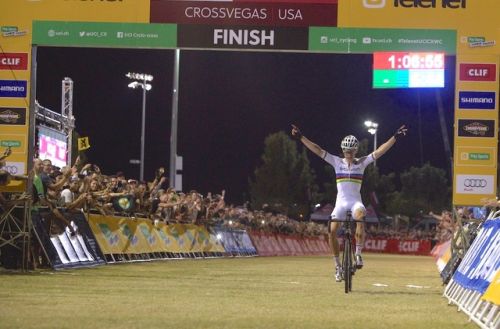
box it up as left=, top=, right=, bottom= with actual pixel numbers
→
left=323, top=152, right=375, bottom=200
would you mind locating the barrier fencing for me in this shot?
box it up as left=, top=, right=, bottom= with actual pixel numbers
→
left=87, top=214, right=227, bottom=262
left=26, top=211, right=440, bottom=272
left=31, top=210, right=106, bottom=269
left=443, top=218, right=500, bottom=329
left=248, top=231, right=330, bottom=256
left=362, top=238, right=431, bottom=255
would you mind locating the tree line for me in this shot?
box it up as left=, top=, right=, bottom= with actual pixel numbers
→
left=249, top=131, right=451, bottom=220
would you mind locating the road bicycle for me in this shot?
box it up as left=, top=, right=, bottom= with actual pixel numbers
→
left=330, top=210, right=361, bottom=294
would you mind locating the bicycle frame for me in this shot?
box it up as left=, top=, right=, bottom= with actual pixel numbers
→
left=331, top=210, right=360, bottom=294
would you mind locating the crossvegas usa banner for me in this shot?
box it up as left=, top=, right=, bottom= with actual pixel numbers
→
left=452, top=218, right=500, bottom=293
left=87, top=214, right=224, bottom=255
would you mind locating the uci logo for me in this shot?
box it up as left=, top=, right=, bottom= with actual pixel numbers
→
left=362, top=0, right=386, bottom=8
left=464, top=179, right=487, bottom=188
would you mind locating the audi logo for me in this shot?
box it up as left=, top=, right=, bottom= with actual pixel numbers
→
left=464, top=179, right=487, bottom=188
left=1, top=165, right=18, bottom=174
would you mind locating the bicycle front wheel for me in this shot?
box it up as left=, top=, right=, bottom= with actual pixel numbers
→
left=343, top=238, right=352, bottom=294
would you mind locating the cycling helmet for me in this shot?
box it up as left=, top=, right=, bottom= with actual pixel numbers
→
left=341, top=135, right=359, bottom=152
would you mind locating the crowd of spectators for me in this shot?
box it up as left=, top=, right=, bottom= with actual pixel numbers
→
left=215, top=207, right=327, bottom=237
left=365, top=225, right=436, bottom=241
left=0, top=153, right=328, bottom=236
left=1, top=149, right=491, bottom=241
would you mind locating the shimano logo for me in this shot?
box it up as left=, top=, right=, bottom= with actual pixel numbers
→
left=363, top=0, right=466, bottom=9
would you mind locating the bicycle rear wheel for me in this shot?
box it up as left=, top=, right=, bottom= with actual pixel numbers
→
left=343, top=238, right=352, bottom=294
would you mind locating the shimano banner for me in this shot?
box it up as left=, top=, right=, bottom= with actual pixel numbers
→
left=452, top=218, right=500, bottom=293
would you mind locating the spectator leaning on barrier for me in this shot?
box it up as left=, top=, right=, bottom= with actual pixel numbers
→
left=32, top=158, right=77, bottom=235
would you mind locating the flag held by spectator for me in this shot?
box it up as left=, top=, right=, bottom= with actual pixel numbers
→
left=78, top=137, right=90, bottom=151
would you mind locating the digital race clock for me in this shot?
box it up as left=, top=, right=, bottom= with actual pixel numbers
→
left=373, top=52, right=445, bottom=89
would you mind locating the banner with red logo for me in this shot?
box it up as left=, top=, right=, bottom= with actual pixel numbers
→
left=248, top=232, right=330, bottom=256
left=0, top=53, right=28, bottom=70
left=459, top=63, right=497, bottom=82
left=362, top=238, right=432, bottom=255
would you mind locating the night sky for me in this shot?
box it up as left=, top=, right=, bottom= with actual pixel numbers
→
left=35, top=47, right=456, bottom=204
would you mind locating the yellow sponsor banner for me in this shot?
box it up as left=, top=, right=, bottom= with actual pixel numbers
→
left=88, top=214, right=155, bottom=254
left=160, top=223, right=225, bottom=253
left=136, top=220, right=165, bottom=253
left=157, top=224, right=181, bottom=253
left=0, top=1, right=149, bottom=57
left=456, top=146, right=496, bottom=168
left=338, top=0, right=499, bottom=32
left=87, top=214, right=130, bottom=255
left=200, top=227, right=226, bottom=253
left=0, top=1, right=149, bottom=26
left=453, top=53, right=498, bottom=206
left=482, top=269, right=500, bottom=305
left=453, top=166, right=497, bottom=206
left=168, top=224, right=200, bottom=253
left=164, top=224, right=190, bottom=253
left=0, top=0, right=149, bottom=192
left=118, top=218, right=154, bottom=254
left=186, top=224, right=204, bottom=253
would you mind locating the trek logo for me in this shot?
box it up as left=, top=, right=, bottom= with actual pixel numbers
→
left=363, top=0, right=466, bottom=9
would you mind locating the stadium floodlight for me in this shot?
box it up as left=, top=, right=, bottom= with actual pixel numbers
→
left=364, top=120, right=379, bottom=167
left=126, top=72, right=154, bottom=181
left=127, top=81, right=139, bottom=89
left=126, top=72, right=153, bottom=82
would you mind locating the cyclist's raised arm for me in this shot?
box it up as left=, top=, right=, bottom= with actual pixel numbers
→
left=291, top=124, right=326, bottom=159
left=373, top=125, right=407, bottom=160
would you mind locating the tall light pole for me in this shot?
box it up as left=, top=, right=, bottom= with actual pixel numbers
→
left=364, top=120, right=378, bottom=167
left=126, top=72, right=153, bottom=181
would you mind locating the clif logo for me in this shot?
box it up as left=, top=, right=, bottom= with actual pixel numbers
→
left=363, top=0, right=386, bottom=8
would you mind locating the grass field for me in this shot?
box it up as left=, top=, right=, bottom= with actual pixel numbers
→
left=0, top=254, right=475, bottom=329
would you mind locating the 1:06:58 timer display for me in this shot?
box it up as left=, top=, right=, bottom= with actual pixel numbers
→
left=374, top=52, right=444, bottom=70
left=373, top=51, right=445, bottom=89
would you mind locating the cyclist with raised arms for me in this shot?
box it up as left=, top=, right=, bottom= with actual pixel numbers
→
left=291, top=124, right=407, bottom=281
